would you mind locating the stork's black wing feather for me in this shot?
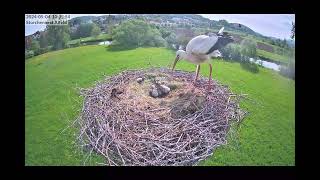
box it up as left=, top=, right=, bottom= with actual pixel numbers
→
left=206, top=41, right=220, bottom=55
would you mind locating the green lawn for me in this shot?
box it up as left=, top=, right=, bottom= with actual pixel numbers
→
left=25, top=46, right=295, bottom=165
left=257, top=49, right=289, bottom=64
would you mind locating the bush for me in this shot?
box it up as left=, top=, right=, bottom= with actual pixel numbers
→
left=240, top=59, right=259, bottom=73
left=221, top=43, right=259, bottom=73
left=74, top=40, right=81, bottom=47
left=25, top=50, right=34, bottom=59
left=112, top=19, right=166, bottom=48
left=38, top=47, right=50, bottom=54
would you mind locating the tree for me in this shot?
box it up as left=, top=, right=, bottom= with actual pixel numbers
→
left=176, top=36, right=190, bottom=48
left=240, top=39, right=257, bottom=58
left=219, top=20, right=228, bottom=24
left=25, top=36, right=32, bottom=50
left=220, top=44, right=232, bottom=60
left=112, top=19, right=166, bottom=48
left=282, top=39, right=287, bottom=48
left=30, top=40, right=40, bottom=55
left=39, top=32, right=48, bottom=48
left=231, top=44, right=242, bottom=61
left=76, top=23, right=94, bottom=38
left=221, top=44, right=242, bottom=61
left=31, top=40, right=40, bottom=51
left=159, top=28, right=171, bottom=39
left=91, top=23, right=101, bottom=37
left=46, top=25, right=70, bottom=50
left=291, top=22, right=295, bottom=39
left=165, top=33, right=177, bottom=44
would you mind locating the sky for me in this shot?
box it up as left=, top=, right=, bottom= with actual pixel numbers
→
left=200, top=14, right=295, bottom=39
left=25, top=14, right=295, bottom=39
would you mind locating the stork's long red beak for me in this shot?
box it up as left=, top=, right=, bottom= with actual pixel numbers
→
left=172, top=56, right=179, bottom=71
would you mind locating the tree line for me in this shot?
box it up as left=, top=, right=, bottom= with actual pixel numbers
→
left=25, top=22, right=102, bottom=58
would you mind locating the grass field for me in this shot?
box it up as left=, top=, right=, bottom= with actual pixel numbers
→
left=25, top=45, right=295, bottom=165
left=257, top=49, right=289, bottom=64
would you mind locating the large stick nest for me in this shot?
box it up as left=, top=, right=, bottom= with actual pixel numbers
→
left=76, top=68, right=247, bottom=166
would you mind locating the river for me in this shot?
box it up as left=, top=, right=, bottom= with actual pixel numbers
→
left=249, top=58, right=281, bottom=71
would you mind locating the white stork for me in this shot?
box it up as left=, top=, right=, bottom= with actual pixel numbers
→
left=172, top=27, right=234, bottom=89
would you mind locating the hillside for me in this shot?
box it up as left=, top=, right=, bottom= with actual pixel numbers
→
left=25, top=14, right=294, bottom=65
left=68, top=14, right=264, bottom=38
left=69, top=14, right=293, bottom=63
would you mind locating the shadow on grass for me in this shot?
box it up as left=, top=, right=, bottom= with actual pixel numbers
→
left=240, top=61, right=259, bottom=73
left=106, top=45, right=138, bottom=52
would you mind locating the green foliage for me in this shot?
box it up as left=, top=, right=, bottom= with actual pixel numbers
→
left=218, top=19, right=229, bottom=26
left=31, top=40, right=40, bottom=51
left=112, top=19, right=166, bottom=48
left=240, top=39, right=257, bottom=58
left=240, top=59, right=259, bottom=73
left=221, top=42, right=259, bottom=73
left=25, top=37, right=32, bottom=50
left=29, top=40, right=41, bottom=56
left=78, top=23, right=94, bottom=38
left=159, top=28, right=171, bottom=39
left=279, top=50, right=295, bottom=79
left=107, top=24, right=115, bottom=35
left=91, top=23, right=101, bottom=37
left=165, top=33, right=178, bottom=49
left=71, top=23, right=100, bottom=39
left=221, top=44, right=242, bottom=61
left=270, top=38, right=289, bottom=49
left=291, top=22, right=295, bottom=39
left=46, top=25, right=70, bottom=50
left=257, top=49, right=289, bottom=64
left=279, top=62, right=295, bottom=80
left=176, top=36, right=190, bottom=48
left=39, top=32, right=48, bottom=48
left=38, top=47, right=51, bottom=54
left=25, top=50, right=34, bottom=59
left=165, top=33, right=177, bottom=44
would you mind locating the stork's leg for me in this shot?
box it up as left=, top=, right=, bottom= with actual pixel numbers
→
left=194, top=64, right=201, bottom=83
left=208, top=63, right=213, bottom=90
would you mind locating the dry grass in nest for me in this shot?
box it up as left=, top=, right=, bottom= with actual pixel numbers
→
left=74, top=68, right=247, bottom=166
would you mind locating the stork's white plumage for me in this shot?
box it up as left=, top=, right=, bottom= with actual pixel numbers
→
left=172, top=27, right=234, bottom=89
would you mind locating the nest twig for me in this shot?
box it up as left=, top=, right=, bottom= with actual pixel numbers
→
left=74, top=68, right=247, bottom=166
